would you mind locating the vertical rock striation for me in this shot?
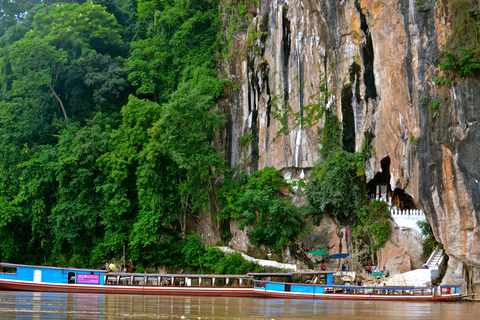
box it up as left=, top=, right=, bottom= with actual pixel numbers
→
left=218, top=0, right=480, bottom=292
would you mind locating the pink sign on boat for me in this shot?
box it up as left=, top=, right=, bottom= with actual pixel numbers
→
left=76, top=274, right=100, bottom=284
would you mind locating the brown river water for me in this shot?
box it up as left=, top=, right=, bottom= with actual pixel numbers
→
left=0, top=291, right=478, bottom=319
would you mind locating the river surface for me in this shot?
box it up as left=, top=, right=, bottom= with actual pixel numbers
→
left=0, top=291, right=478, bottom=319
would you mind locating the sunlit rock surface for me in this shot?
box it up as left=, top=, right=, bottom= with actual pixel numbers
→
left=215, top=0, right=480, bottom=292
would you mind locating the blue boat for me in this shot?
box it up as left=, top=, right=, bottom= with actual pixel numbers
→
left=248, top=271, right=466, bottom=301
left=0, top=263, right=255, bottom=297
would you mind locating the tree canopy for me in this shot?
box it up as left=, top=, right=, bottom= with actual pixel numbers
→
left=0, top=0, right=231, bottom=270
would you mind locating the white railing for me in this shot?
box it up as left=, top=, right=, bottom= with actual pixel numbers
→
left=389, top=207, right=426, bottom=232
left=389, top=208, right=426, bottom=218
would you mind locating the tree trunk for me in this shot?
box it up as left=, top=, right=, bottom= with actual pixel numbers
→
left=50, top=84, right=68, bottom=123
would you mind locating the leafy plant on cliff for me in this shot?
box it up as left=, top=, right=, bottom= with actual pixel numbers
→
left=270, top=62, right=336, bottom=137
left=216, top=167, right=305, bottom=252
left=409, top=135, right=421, bottom=150
left=436, top=0, right=480, bottom=82
left=305, top=110, right=391, bottom=251
left=356, top=201, right=391, bottom=251
left=219, top=0, right=257, bottom=58
left=306, top=150, right=363, bottom=220
left=417, top=220, right=441, bottom=258
left=305, top=110, right=364, bottom=220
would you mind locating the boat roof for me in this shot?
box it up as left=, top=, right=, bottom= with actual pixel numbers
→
left=291, top=271, right=336, bottom=275
left=0, top=263, right=106, bottom=273
left=247, top=273, right=294, bottom=277
left=107, top=273, right=253, bottom=279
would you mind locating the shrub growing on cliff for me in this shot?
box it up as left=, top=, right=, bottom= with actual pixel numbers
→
left=417, top=220, right=441, bottom=257
left=306, top=150, right=363, bottom=220
left=306, top=110, right=364, bottom=220
left=306, top=110, right=391, bottom=251
left=356, top=200, right=391, bottom=251
left=437, top=0, right=480, bottom=81
left=216, top=167, right=305, bottom=252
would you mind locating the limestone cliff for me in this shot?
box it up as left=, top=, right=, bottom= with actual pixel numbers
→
left=216, top=0, right=479, bottom=293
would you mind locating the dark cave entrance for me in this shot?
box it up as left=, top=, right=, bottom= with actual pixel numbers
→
left=366, top=156, right=416, bottom=209
left=341, top=83, right=355, bottom=153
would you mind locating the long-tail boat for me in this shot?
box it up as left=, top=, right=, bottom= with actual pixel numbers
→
left=248, top=271, right=466, bottom=301
left=0, top=263, right=255, bottom=297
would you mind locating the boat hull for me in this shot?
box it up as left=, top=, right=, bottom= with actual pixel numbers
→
left=254, top=290, right=466, bottom=302
left=0, top=279, right=256, bottom=297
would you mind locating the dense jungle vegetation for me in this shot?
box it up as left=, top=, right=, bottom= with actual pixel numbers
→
left=0, top=0, right=391, bottom=272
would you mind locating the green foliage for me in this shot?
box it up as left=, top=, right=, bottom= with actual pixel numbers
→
left=305, top=108, right=391, bottom=251
left=240, top=133, right=255, bottom=146
left=219, top=0, right=257, bottom=58
left=127, top=0, right=220, bottom=102
left=417, top=220, right=441, bottom=257
left=9, top=38, right=68, bottom=120
left=409, top=135, right=421, bottom=148
left=182, top=233, right=205, bottom=269
left=418, top=94, right=430, bottom=106
left=306, top=150, right=363, bottom=219
left=161, top=233, right=264, bottom=274
left=439, top=0, right=480, bottom=80
left=440, top=48, right=480, bottom=77
left=305, top=111, right=366, bottom=220
left=429, top=100, right=439, bottom=110
left=0, top=0, right=289, bottom=272
left=217, top=167, right=304, bottom=251
left=447, top=0, right=480, bottom=56
left=433, top=76, right=451, bottom=85
left=28, top=2, right=123, bottom=57
left=149, top=76, right=226, bottom=214
left=361, top=201, right=391, bottom=251
left=209, top=251, right=263, bottom=274
left=369, top=219, right=391, bottom=251
left=320, top=111, right=343, bottom=158
left=353, top=200, right=391, bottom=251
left=417, top=4, right=430, bottom=12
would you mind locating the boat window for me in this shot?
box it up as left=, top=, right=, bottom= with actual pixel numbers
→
left=227, top=279, right=238, bottom=287
left=119, top=276, right=131, bottom=285
left=200, top=278, right=212, bottom=287
left=303, top=275, right=316, bottom=283
left=106, top=275, right=118, bottom=285
left=189, top=278, right=199, bottom=286
left=241, top=279, right=253, bottom=287
left=133, top=276, right=144, bottom=285
left=173, top=277, right=185, bottom=286
left=285, top=284, right=291, bottom=292
left=0, top=266, right=17, bottom=274
left=160, top=277, right=171, bottom=286
left=68, top=272, right=76, bottom=284
left=254, top=281, right=265, bottom=288
left=146, top=277, right=158, bottom=286
left=214, top=278, right=225, bottom=287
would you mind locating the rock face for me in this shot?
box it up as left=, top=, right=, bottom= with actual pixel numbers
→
left=377, top=221, right=424, bottom=274
left=217, top=0, right=480, bottom=293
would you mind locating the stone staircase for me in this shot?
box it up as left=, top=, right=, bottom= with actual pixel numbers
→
left=426, top=246, right=445, bottom=278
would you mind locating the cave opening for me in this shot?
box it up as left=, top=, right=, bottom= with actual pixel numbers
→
left=366, top=157, right=391, bottom=196
left=341, top=83, right=355, bottom=153
left=366, top=156, right=416, bottom=209
left=354, top=0, right=377, bottom=102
